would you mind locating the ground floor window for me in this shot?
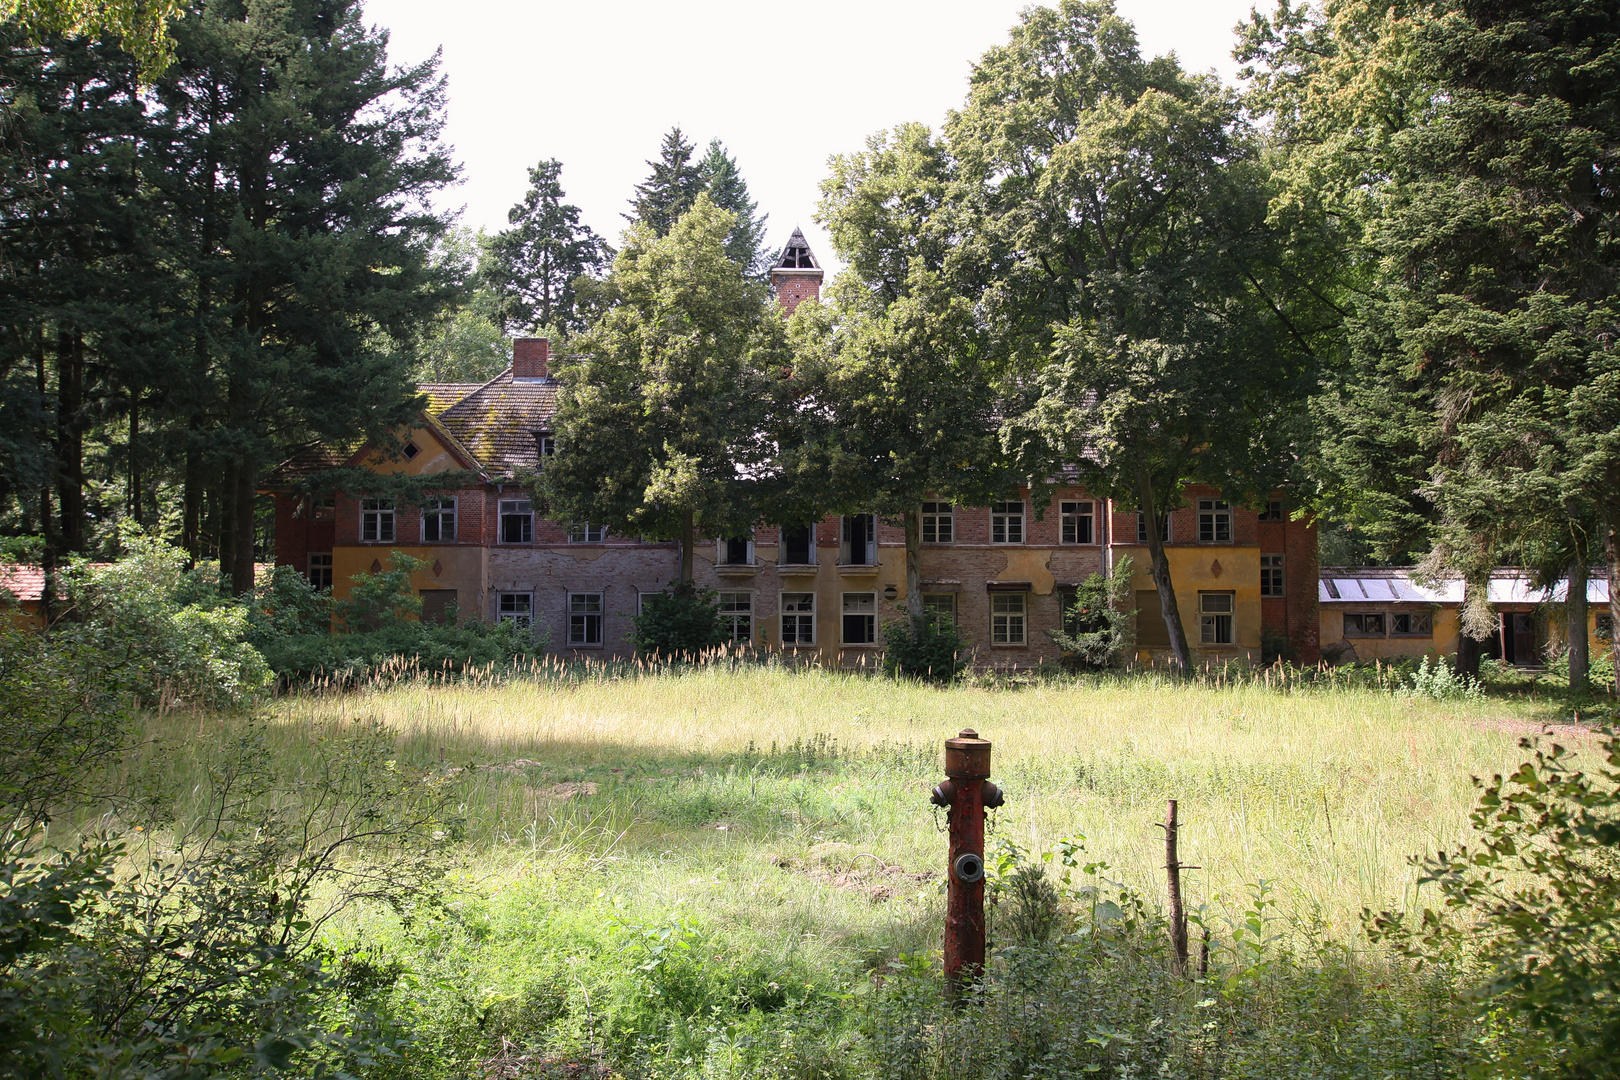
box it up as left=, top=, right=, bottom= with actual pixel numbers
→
left=719, top=592, right=753, bottom=644
left=1598, top=614, right=1614, bottom=641
left=569, top=592, right=603, bottom=646
left=922, top=593, right=957, bottom=623
left=1344, top=612, right=1385, bottom=637
left=991, top=592, right=1026, bottom=645
left=843, top=593, right=876, bottom=645
left=1391, top=612, right=1433, bottom=637
left=497, top=592, right=532, bottom=630
left=781, top=592, right=815, bottom=645
left=307, top=553, right=333, bottom=591
left=1199, top=592, right=1234, bottom=645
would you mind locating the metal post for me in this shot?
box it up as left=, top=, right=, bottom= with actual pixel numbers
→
left=931, top=728, right=1003, bottom=998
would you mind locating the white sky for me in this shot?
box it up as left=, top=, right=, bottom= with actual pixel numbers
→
left=364, top=0, right=1264, bottom=276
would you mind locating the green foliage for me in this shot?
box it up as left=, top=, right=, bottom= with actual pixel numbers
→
left=56, top=531, right=269, bottom=708
left=1405, top=655, right=1483, bottom=702
left=412, top=228, right=512, bottom=384
left=630, top=581, right=727, bottom=660
left=1049, top=558, right=1134, bottom=669
left=545, top=195, right=787, bottom=580
left=332, top=551, right=426, bottom=633
left=881, top=613, right=967, bottom=684
left=483, top=159, right=607, bottom=337
left=1549, top=650, right=1618, bottom=695
left=1367, top=730, right=1620, bottom=1078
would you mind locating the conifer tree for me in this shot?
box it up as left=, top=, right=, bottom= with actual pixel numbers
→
left=483, top=159, right=606, bottom=338
left=625, top=126, right=704, bottom=237
left=698, top=138, right=770, bottom=279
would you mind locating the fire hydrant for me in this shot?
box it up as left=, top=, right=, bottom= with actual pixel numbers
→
left=930, top=728, right=1004, bottom=996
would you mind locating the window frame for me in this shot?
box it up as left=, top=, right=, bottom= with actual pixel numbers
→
left=307, top=552, right=333, bottom=592
left=1197, top=499, right=1233, bottom=544
left=780, top=591, right=816, bottom=646
left=991, top=592, right=1027, bottom=645
left=718, top=591, right=753, bottom=644
left=498, top=498, right=533, bottom=545
left=1198, top=591, right=1235, bottom=645
left=421, top=495, right=457, bottom=543
left=1344, top=612, right=1387, bottom=638
left=1060, top=500, right=1094, bottom=545
left=535, top=432, right=556, bottom=457
left=718, top=536, right=754, bottom=566
left=840, top=514, right=875, bottom=566
left=1258, top=499, right=1285, bottom=522
left=567, top=591, right=604, bottom=647
left=360, top=499, right=396, bottom=544
left=1260, top=554, right=1285, bottom=597
left=990, top=501, right=1025, bottom=545
left=567, top=522, right=606, bottom=544
left=841, top=592, right=877, bottom=646
left=1136, top=511, right=1171, bottom=545
left=921, top=593, right=957, bottom=624
left=496, top=592, right=533, bottom=631
left=779, top=525, right=816, bottom=566
left=921, top=502, right=954, bottom=545
left=1390, top=611, right=1433, bottom=637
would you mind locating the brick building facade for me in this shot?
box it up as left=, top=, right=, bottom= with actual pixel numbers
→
left=271, top=231, right=1320, bottom=667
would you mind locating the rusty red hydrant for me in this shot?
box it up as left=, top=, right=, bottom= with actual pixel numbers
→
left=930, top=728, right=1004, bottom=997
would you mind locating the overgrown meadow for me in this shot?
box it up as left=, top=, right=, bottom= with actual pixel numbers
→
left=119, top=664, right=1599, bottom=1078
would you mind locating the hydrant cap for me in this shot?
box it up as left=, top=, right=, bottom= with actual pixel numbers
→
left=944, top=730, right=991, bottom=779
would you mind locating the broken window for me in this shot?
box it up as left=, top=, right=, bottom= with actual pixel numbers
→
left=781, top=592, right=815, bottom=644
left=1061, top=501, right=1093, bottom=544
left=781, top=525, right=814, bottom=565
left=842, top=593, right=877, bottom=645
left=1345, top=613, right=1386, bottom=637
left=720, top=536, right=752, bottom=565
left=841, top=514, right=875, bottom=565
left=499, top=499, right=532, bottom=544
left=719, top=592, right=752, bottom=643
left=1199, top=592, right=1234, bottom=645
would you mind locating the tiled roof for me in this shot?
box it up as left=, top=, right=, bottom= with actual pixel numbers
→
left=419, top=383, right=482, bottom=415
left=436, top=370, right=559, bottom=477
left=0, top=564, right=43, bottom=602
left=264, top=441, right=352, bottom=485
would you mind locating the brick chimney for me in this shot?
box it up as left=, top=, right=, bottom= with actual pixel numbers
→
left=512, top=337, right=549, bottom=380
left=771, top=227, right=823, bottom=316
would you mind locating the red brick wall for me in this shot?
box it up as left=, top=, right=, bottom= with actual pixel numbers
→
left=273, top=494, right=333, bottom=571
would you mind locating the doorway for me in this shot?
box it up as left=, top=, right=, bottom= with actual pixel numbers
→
left=1498, top=611, right=1536, bottom=665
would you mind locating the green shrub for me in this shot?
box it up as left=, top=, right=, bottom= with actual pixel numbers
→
left=630, top=581, right=727, bottom=660
left=1048, top=557, right=1134, bottom=669
left=1548, top=649, right=1618, bottom=693
left=882, top=612, right=968, bottom=683
left=1405, top=655, right=1482, bottom=701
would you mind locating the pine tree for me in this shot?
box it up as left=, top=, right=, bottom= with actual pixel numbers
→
left=483, top=159, right=606, bottom=338
left=625, top=126, right=704, bottom=238
left=699, top=139, right=770, bottom=279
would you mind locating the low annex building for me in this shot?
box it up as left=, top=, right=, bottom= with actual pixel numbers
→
left=271, top=231, right=1322, bottom=667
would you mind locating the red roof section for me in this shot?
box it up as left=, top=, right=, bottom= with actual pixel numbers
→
left=0, top=565, right=44, bottom=602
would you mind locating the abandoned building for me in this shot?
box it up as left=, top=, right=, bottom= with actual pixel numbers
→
left=270, top=228, right=1324, bottom=667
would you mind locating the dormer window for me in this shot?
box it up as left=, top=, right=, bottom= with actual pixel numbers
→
left=534, top=432, right=555, bottom=457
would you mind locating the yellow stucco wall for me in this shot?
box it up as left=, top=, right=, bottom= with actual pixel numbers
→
left=359, top=424, right=466, bottom=477
left=330, top=546, right=487, bottom=622
left=1124, top=546, right=1262, bottom=658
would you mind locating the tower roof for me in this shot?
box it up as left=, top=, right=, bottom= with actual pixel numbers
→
left=773, top=227, right=820, bottom=271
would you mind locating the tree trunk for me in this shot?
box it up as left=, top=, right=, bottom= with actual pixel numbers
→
left=128, top=389, right=142, bottom=526
left=182, top=440, right=202, bottom=568
left=231, top=458, right=256, bottom=596
left=55, top=330, right=85, bottom=553
left=679, top=509, right=695, bottom=585
left=1136, top=467, right=1191, bottom=671
left=217, top=463, right=235, bottom=584
left=1607, top=505, right=1620, bottom=698
left=1455, top=578, right=1484, bottom=679
left=1567, top=556, right=1589, bottom=689
left=905, top=507, right=923, bottom=619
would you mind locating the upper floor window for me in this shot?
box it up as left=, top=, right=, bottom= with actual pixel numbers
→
left=1198, top=499, right=1232, bottom=543
left=841, top=514, right=875, bottom=565
left=1258, top=499, right=1284, bottom=522
left=535, top=432, right=555, bottom=457
left=568, top=523, right=606, bottom=544
left=1060, top=501, right=1094, bottom=544
left=780, top=525, right=815, bottom=565
left=499, top=499, right=532, bottom=544
left=1199, top=591, right=1234, bottom=644
left=361, top=499, right=395, bottom=543
left=720, top=536, right=753, bottom=565
left=991, top=501, right=1024, bottom=544
left=1137, top=511, right=1170, bottom=545
left=1260, top=554, right=1285, bottom=597
left=311, top=496, right=335, bottom=522
left=922, top=502, right=954, bottom=544
left=422, top=496, right=456, bottom=542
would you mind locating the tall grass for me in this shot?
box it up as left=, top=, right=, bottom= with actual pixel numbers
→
left=131, top=664, right=1580, bottom=942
